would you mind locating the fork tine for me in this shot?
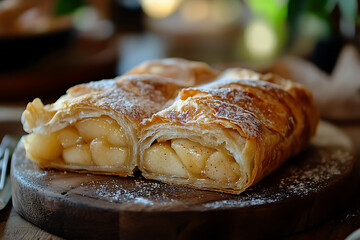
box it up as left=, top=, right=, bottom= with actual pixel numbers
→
left=0, top=148, right=10, bottom=190
left=1, top=135, right=18, bottom=156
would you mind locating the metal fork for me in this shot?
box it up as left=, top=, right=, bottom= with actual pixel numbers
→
left=0, top=135, right=18, bottom=210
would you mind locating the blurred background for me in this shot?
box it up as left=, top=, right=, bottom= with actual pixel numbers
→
left=1, top=2, right=360, bottom=237
left=0, top=0, right=359, bottom=122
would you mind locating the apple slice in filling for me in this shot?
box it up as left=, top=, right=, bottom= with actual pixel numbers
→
left=143, top=138, right=241, bottom=183
left=24, top=116, right=129, bottom=170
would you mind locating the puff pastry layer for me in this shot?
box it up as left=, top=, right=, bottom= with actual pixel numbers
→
left=139, top=68, right=319, bottom=194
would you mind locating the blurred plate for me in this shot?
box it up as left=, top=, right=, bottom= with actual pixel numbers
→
left=0, top=35, right=118, bottom=101
left=0, top=28, right=76, bottom=72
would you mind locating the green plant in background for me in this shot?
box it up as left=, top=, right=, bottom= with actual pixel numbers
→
left=337, top=0, right=358, bottom=21
left=287, top=0, right=359, bottom=72
left=288, top=0, right=359, bottom=40
left=240, top=0, right=359, bottom=64
left=55, top=0, right=85, bottom=15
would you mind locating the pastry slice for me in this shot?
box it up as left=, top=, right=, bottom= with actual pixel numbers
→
left=139, top=69, right=319, bottom=194
left=22, top=74, right=187, bottom=176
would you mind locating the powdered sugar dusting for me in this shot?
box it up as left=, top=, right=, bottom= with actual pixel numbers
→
left=201, top=76, right=293, bottom=103
left=67, top=79, right=117, bottom=97
left=73, top=77, right=177, bottom=121
left=278, top=148, right=353, bottom=194
left=179, top=75, right=298, bottom=138
left=83, top=179, right=176, bottom=207
left=87, top=79, right=117, bottom=90
left=204, top=147, right=355, bottom=209
left=95, top=88, right=164, bottom=120
left=205, top=99, right=262, bottom=138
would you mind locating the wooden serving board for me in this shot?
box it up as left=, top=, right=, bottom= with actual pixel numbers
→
left=11, top=122, right=358, bottom=240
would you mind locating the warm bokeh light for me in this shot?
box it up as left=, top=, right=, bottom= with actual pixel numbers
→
left=180, top=0, right=240, bottom=24
left=141, top=0, right=182, bottom=19
left=210, top=0, right=240, bottom=25
left=244, top=19, right=277, bottom=59
left=180, top=0, right=209, bottom=22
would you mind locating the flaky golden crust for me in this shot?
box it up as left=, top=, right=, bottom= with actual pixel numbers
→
left=139, top=68, right=319, bottom=194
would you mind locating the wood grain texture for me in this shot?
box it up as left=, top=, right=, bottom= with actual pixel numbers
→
left=0, top=203, right=62, bottom=240
left=11, top=121, right=359, bottom=240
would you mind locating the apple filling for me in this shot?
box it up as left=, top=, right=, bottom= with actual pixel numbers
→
left=143, top=139, right=240, bottom=183
left=24, top=116, right=129, bottom=169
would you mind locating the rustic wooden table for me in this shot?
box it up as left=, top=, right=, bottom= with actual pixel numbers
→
left=0, top=105, right=359, bottom=240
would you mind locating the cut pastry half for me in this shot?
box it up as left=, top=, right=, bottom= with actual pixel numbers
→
left=22, top=75, right=187, bottom=176
left=139, top=69, right=319, bottom=194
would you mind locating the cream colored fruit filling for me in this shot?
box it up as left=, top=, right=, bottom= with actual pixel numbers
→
left=143, top=139, right=240, bottom=183
left=24, top=116, right=129, bottom=168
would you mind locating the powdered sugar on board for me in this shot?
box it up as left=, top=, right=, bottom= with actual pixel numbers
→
left=50, top=144, right=355, bottom=211
left=204, top=147, right=354, bottom=209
